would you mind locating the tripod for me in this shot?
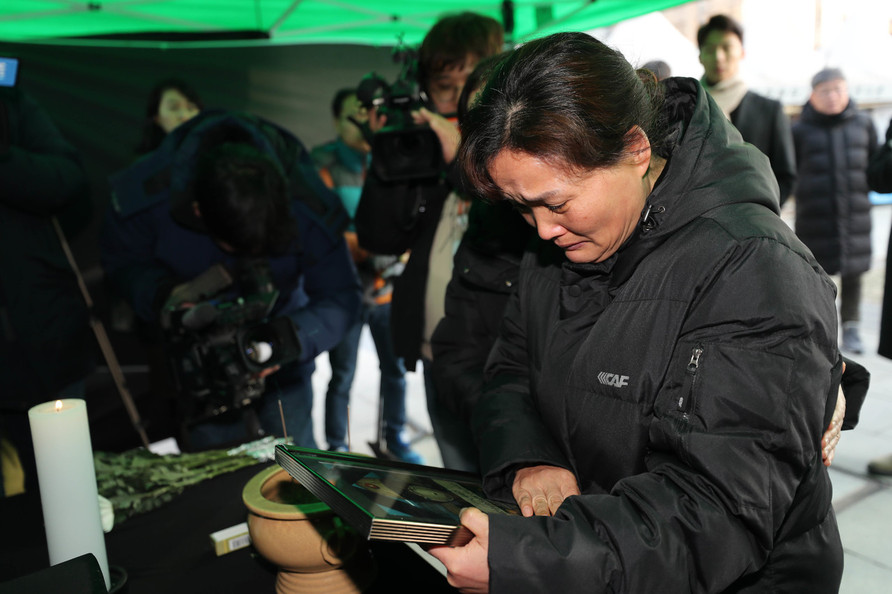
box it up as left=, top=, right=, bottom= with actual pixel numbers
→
left=53, top=218, right=151, bottom=449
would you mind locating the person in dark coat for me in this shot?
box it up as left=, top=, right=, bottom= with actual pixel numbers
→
left=430, top=198, right=531, bottom=425
left=793, top=67, right=878, bottom=354
left=354, top=12, right=504, bottom=472
left=428, top=53, right=520, bottom=438
left=101, top=110, right=361, bottom=450
left=867, top=117, right=892, bottom=476
left=0, top=85, right=94, bottom=495
left=868, top=117, right=892, bottom=197
left=428, top=33, right=843, bottom=592
left=698, top=14, right=797, bottom=206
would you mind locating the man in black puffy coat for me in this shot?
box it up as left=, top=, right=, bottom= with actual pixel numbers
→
left=793, top=68, right=878, bottom=354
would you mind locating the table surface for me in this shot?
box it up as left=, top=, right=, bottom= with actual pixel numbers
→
left=0, top=462, right=456, bottom=593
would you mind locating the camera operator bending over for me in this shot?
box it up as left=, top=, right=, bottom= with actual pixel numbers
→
left=354, top=12, right=504, bottom=472
left=100, top=110, right=361, bottom=450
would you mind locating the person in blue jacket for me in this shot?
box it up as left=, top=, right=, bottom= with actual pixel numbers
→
left=101, top=110, right=361, bottom=450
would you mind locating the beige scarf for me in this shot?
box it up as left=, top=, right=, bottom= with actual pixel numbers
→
left=420, top=191, right=470, bottom=361
left=702, top=75, right=748, bottom=120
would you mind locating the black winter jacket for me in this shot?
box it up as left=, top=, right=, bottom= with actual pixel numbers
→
left=730, top=90, right=797, bottom=206
left=430, top=200, right=533, bottom=421
left=0, top=88, right=94, bottom=409
left=477, top=79, right=843, bottom=593
left=868, top=117, right=892, bottom=195
left=871, top=118, right=892, bottom=357
left=792, top=99, right=877, bottom=276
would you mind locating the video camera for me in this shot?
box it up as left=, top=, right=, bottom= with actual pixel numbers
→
left=356, top=40, right=443, bottom=182
left=161, top=260, right=302, bottom=425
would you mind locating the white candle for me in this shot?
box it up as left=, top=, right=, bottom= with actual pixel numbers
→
left=28, top=399, right=110, bottom=590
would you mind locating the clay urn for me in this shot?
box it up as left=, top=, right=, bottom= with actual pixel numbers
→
left=242, top=464, right=376, bottom=593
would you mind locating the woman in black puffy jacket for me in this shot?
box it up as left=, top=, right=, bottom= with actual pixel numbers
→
left=429, top=33, right=846, bottom=593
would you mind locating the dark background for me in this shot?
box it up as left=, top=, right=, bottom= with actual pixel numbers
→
left=0, top=40, right=401, bottom=451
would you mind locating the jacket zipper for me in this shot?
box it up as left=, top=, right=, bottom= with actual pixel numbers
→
left=678, top=345, right=703, bottom=418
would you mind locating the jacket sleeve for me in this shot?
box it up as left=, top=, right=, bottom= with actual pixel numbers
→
left=0, top=90, right=89, bottom=217
left=768, top=103, right=797, bottom=206
left=484, top=238, right=840, bottom=593
left=430, top=245, right=509, bottom=422
left=286, top=205, right=362, bottom=361
left=432, top=200, right=535, bottom=423
left=473, top=252, right=574, bottom=504
left=840, top=355, right=869, bottom=430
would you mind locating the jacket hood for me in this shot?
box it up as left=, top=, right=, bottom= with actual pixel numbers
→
left=167, top=111, right=287, bottom=233
left=560, top=78, right=780, bottom=288
left=108, top=110, right=287, bottom=233
left=637, top=77, right=780, bottom=242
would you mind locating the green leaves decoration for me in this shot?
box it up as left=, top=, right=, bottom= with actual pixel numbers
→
left=93, top=447, right=259, bottom=526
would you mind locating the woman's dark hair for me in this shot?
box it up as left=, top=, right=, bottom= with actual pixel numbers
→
left=418, top=12, right=504, bottom=89
left=459, top=32, right=665, bottom=203
left=457, top=53, right=507, bottom=126
left=135, top=77, right=204, bottom=155
left=193, top=143, right=297, bottom=256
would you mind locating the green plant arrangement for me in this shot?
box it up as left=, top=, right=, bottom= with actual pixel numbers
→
left=94, top=437, right=289, bottom=527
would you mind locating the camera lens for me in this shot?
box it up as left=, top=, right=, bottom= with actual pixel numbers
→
left=245, top=341, right=273, bottom=364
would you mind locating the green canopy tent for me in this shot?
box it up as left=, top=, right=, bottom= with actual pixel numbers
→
left=1, top=1, right=693, bottom=47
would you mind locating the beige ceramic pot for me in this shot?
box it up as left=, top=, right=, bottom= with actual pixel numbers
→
left=242, top=465, right=376, bottom=593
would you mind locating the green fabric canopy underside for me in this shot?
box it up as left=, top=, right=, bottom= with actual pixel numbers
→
left=1, top=0, right=694, bottom=47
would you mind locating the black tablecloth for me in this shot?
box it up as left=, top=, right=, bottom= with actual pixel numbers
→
left=0, top=463, right=456, bottom=593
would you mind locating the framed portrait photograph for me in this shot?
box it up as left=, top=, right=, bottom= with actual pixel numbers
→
left=275, top=444, right=519, bottom=545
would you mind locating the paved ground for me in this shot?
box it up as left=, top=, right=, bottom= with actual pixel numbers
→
left=310, top=203, right=892, bottom=591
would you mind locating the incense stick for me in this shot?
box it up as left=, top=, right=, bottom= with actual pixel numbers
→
left=278, top=399, right=288, bottom=439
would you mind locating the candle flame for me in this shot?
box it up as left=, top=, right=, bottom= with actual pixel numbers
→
left=55, top=400, right=63, bottom=412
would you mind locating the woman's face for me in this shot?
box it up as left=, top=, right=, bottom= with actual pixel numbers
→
left=155, top=88, right=200, bottom=134
left=488, top=144, right=652, bottom=264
